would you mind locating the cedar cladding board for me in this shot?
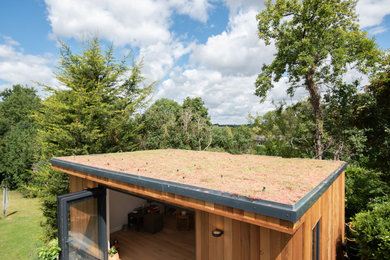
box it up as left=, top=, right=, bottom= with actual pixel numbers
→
left=51, top=149, right=346, bottom=223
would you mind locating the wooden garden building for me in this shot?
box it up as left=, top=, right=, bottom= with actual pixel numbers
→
left=51, top=149, right=346, bottom=260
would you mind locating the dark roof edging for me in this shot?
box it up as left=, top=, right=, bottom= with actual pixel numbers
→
left=50, top=158, right=346, bottom=223
left=293, top=163, right=347, bottom=217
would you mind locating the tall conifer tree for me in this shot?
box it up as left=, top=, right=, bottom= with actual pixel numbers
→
left=36, top=38, right=153, bottom=157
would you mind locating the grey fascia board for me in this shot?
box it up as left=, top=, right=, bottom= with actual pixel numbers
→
left=50, top=158, right=347, bottom=223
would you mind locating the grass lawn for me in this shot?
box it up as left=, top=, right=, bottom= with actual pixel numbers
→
left=0, top=190, right=44, bottom=259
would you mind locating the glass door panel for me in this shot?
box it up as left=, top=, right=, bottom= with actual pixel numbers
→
left=58, top=188, right=106, bottom=260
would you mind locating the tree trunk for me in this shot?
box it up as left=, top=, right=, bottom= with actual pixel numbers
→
left=306, top=66, right=323, bottom=160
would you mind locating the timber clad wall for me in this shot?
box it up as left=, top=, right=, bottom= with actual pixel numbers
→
left=195, top=172, right=345, bottom=260
left=65, top=170, right=345, bottom=260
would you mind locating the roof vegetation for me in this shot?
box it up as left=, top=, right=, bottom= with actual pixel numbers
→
left=57, top=149, right=345, bottom=204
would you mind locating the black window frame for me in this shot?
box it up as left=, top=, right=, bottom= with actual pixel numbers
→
left=57, top=187, right=107, bottom=260
left=312, top=219, right=320, bottom=260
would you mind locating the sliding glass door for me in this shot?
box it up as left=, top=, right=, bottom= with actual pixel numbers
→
left=57, top=188, right=107, bottom=260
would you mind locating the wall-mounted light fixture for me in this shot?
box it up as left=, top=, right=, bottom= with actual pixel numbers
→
left=211, top=229, right=224, bottom=237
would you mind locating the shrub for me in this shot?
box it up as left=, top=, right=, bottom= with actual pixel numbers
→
left=345, top=165, right=389, bottom=221
left=353, top=201, right=390, bottom=259
left=37, top=239, right=61, bottom=260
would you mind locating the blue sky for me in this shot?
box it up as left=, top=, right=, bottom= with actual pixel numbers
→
left=1, top=0, right=389, bottom=124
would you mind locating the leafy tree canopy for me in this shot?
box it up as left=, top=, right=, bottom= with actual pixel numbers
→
left=250, top=100, right=315, bottom=158
left=255, top=0, right=380, bottom=159
left=358, top=56, right=390, bottom=178
left=141, top=97, right=213, bottom=151
left=0, top=85, right=41, bottom=188
left=0, top=84, right=41, bottom=135
left=141, top=98, right=182, bottom=149
left=182, top=97, right=210, bottom=123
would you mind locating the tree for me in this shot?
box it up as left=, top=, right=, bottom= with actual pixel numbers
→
left=357, top=56, right=390, bottom=179
left=229, top=126, right=254, bottom=154
left=33, top=38, right=153, bottom=240
left=255, top=0, right=380, bottom=159
left=0, top=85, right=41, bottom=189
left=182, top=97, right=210, bottom=122
left=323, top=81, right=367, bottom=161
left=251, top=100, right=316, bottom=158
left=141, top=98, right=183, bottom=149
left=141, top=97, right=212, bottom=151
left=36, top=38, right=153, bottom=157
left=210, top=126, right=233, bottom=152
left=179, top=97, right=212, bottom=150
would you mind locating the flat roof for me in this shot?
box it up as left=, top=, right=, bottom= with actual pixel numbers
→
left=51, top=149, right=346, bottom=222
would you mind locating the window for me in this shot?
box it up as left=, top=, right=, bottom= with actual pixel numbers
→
left=312, top=219, right=320, bottom=260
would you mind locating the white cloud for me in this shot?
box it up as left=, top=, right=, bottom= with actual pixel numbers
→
left=223, top=0, right=264, bottom=17
left=0, top=35, right=20, bottom=47
left=357, top=0, right=390, bottom=28
left=41, top=0, right=390, bottom=124
left=191, top=10, right=275, bottom=76
left=172, top=0, right=390, bottom=123
left=45, top=0, right=212, bottom=46
left=139, top=40, right=195, bottom=83
left=43, top=0, right=283, bottom=123
left=44, top=0, right=213, bottom=86
left=154, top=6, right=279, bottom=123
left=45, top=0, right=172, bottom=46
left=368, top=25, right=387, bottom=35
left=168, top=0, right=212, bottom=23
left=0, top=37, right=56, bottom=92
left=155, top=67, right=306, bottom=124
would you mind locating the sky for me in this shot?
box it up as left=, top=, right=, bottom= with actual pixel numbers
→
left=0, top=0, right=390, bottom=124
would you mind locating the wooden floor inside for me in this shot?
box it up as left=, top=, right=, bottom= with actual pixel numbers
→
left=110, top=214, right=195, bottom=260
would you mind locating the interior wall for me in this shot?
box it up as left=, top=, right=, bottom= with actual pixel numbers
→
left=109, top=189, right=147, bottom=233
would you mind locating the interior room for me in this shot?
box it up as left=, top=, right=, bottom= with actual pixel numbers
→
left=107, top=189, right=195, bottom=260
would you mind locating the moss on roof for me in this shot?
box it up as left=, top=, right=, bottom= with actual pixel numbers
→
left=56, top=149, right=345, bottom=204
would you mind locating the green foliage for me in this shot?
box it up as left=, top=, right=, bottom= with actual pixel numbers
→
left=141, top=97, right=212, bottom=151
left=230, top=126, right=253, bottom=154
left=256, top=0, right=379, bottom=98
left=356, top=58, right=390, bottom=181
left=345, top=165, right=389, bottom=221
left=32, top=38, right=152, bottom=241
left=0, top=85, right=41, bottom=131
left=210, top=126, right=232, bottom=151
left=182, top=97, right=210, bottom=122
left=35, top=38, right=153, bottom=157
left=108, top=247, right=118, bottom=257
left=179, top=106, right=212, bottom=151
left=255, top=0, right=380, bottom=159
left=37, top=239, right=61, bottom=260
left=27, top=161, right=69, bottom=240
left=211, top=125, right=253, bottom=154
left=0, top=85, right=41, bottom=189
left=250, top=100, right=315, bottom=158
left=353, top=201, right=390, bottom=259
left=210, top=125, right=253, bottom=154
left=323, top=81, right=368, bottom=162
left=141, top=98, right=183, bottom=149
